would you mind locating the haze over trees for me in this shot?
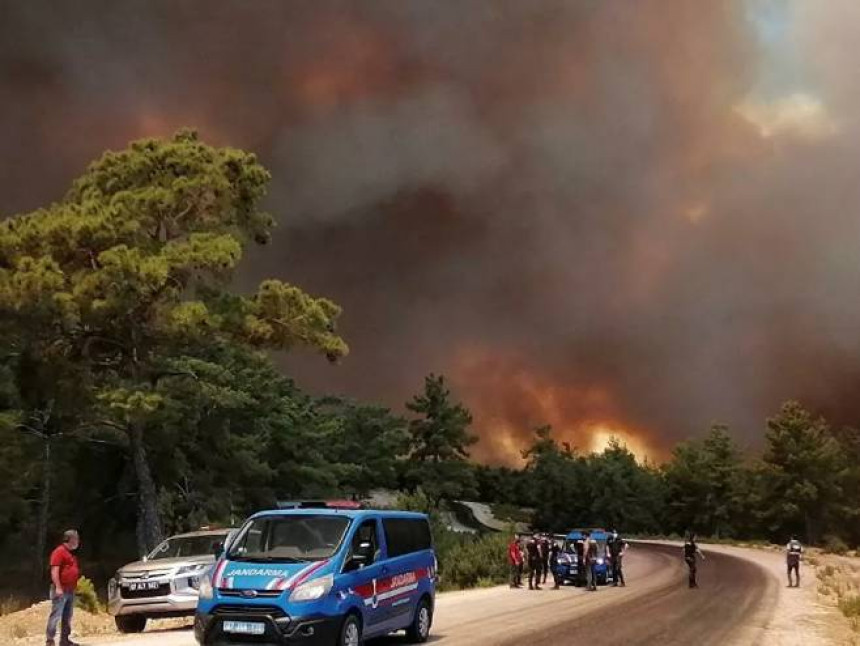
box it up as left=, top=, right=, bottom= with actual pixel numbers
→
left=2, top=133, right=860, bottom=600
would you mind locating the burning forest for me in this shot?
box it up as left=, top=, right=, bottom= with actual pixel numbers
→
left=4, top=1, right=860, bottom=462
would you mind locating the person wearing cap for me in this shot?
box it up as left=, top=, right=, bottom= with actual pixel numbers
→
left=608, top=530, right=628, bottom=587
left=684, top=531, right=705, bottom=589
left=526, top=533, right=542, bottom=590
left=786, top=536, right=803, bottom=587
left=46, top=529, right=81, bottom=646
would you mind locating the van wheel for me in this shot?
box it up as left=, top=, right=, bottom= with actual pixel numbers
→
left=405, top=597, right=432, bottom=643
left=115, top=615, right=147, bottom=633
left=339, top=614, right=362, bottom=646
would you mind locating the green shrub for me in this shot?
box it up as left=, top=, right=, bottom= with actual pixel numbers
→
left=75, top=576, right=101, bottom=614
left=438, top=532, right=509, bottom=591
left=824, top=535, right=850, bottom=556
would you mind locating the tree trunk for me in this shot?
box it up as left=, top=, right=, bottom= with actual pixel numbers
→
left=130, top=423, right=163, bottom=556
left=32, top=437, right=51, bottom=599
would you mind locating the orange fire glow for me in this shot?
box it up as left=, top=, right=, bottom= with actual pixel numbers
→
left=452, top=346, right=656, bottom=466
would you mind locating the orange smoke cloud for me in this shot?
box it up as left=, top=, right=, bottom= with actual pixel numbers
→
left=452, top=346, right=657, bottom=466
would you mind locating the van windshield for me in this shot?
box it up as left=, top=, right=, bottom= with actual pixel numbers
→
left=227, top=515, right=351, bottom=563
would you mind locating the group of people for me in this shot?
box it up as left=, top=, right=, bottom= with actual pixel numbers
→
left=510, top=529, right=804, bottom=593
left=507, top=530, right=629, bottom=591
left=507, top=532, right=559, bottom=590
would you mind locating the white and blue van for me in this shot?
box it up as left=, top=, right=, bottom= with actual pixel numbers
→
left=194, top=503, right=437, bottom=645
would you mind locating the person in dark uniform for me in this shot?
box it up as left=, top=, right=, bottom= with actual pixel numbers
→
left=786, top=536, right=803, bottom=587
left=608, top=530, right=628, bottom=587
left=684, top=532, right=705, bottom=588
left=526, top=533, right=542, bottom=590
left=549, top=539, right=561, bottom=589
left=540, top=534, right=551, bottom=585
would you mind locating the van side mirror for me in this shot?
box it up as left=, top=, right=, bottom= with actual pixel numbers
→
left=346, top=541, right=373, bottom=571
left=213, top=541, right=224, bottom=559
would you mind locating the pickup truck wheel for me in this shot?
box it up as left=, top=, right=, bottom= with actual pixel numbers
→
left=115, top=615, right=147, bottom=633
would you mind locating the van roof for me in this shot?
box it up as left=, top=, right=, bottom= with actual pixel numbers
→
left=249, top=508, right=429, bottom=522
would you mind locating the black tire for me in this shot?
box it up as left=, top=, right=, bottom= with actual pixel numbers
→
left=405, top=597, right=433, bottom=643
left=339, top=613, right=362, bottom=646
left=115, top=614, right=147, bottom=633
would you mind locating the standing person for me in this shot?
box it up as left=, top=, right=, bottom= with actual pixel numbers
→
left=46, top=529, right=81, bottom=646
left=508, top=535, right=524, bottom=588
left=526, top=533, right=542, bottom=590
left=549, top=539, right=561, bottom=589
left=518, top=539, right=526, bottom=585
left=683, top=532, right=705, bottom=589
left=609, top=530, right=628, bottom=587
left=574, top=538, right=586, bottom=587
left=540, top=534, right=551, bottom=585
left=786, top=536, right=803, bottom=588
left=583, top=531, right=597, bottom=591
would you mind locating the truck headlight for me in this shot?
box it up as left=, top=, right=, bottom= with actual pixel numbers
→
left=176, top=564, right=208, bottom=576
left=289, top=575, right=333, bottom=603
left=108, top=576, right=119, bottom=599
left=198, top=574, right=214, bottom=600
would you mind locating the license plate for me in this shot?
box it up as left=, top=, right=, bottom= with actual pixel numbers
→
left=125, top=582, right=161, bottom=591
left=222, top=621, right=266, bottom=635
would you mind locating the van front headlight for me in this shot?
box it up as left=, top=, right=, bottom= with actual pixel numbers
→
left=198, top=573, right=214, bottom=600
left=289, top=574, right=333, bottom=603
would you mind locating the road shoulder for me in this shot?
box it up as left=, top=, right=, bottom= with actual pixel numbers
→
left=693, top=543, right=855, bottom=645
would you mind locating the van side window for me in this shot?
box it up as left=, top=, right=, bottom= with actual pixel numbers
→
left=382, top=518, right=432, bottom=558
left=347, top=519, right=379, bottom=568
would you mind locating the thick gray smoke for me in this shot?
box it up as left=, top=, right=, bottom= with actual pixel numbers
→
left=2, top=0, right=859, bottom=462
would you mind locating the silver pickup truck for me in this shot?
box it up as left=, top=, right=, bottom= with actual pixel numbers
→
left=108, top=528, right=235, bottom=633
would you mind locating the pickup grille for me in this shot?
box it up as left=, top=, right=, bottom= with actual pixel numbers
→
left=121, top=569, right=172, bottom=579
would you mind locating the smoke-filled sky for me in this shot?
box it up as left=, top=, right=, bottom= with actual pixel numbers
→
left=3, top=0, right=860, bottom=462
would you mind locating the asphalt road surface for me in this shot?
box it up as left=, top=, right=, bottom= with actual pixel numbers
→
left=95, top=543, right=777, bottom=646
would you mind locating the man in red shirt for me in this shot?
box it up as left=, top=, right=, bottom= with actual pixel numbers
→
left=508, top=535, right=524, bottom=588
left=46, top=529, right=81, bottom=646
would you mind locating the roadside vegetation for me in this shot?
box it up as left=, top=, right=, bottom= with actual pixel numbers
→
left=818, top=561, right=860, bottom=632
left=4, top=132, right=860, bottom=606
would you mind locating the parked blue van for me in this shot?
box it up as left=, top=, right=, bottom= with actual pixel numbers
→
left=194, top=504, right=437, bottom=645
left=556, top=528, right=611, bottom=586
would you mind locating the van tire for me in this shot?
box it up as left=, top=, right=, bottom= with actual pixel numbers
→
left=339, top=613, right=362, bottom=646
left=405, top=597, right=432, bottom=643
left=115, top=615, right=147, bottom=633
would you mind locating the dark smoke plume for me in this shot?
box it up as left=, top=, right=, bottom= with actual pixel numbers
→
left=3, top=1, right=859, bottom=462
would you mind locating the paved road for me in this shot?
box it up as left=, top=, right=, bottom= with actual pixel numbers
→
left=93, top=543, right=776, bottom=646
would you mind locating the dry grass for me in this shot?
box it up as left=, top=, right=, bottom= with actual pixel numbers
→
left=817, top=558, right=860, bottom=632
